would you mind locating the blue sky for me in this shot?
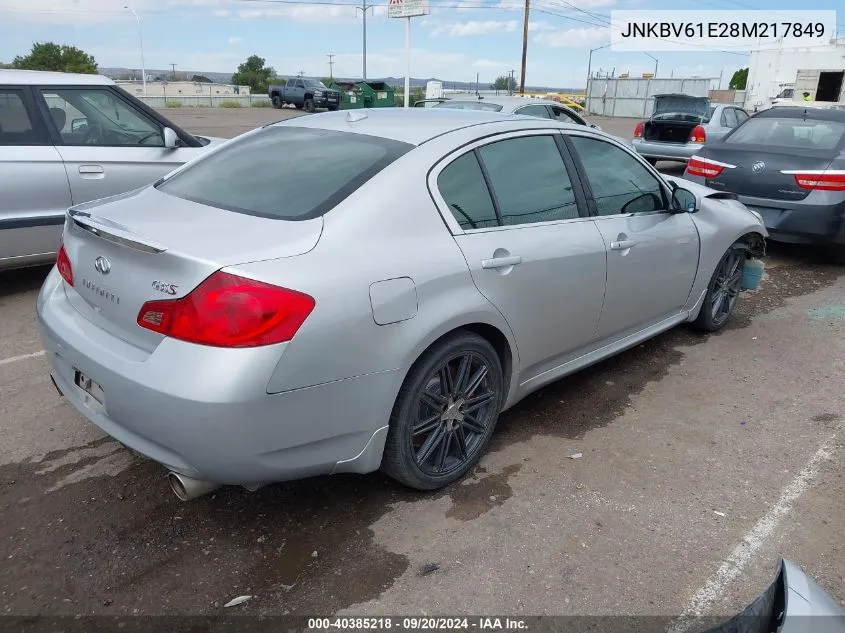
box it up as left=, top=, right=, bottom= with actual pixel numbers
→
left=0, top=0, right=841, bottom=89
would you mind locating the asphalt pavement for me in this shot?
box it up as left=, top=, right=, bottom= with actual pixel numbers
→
left=1, top=110, right=843, bottom=622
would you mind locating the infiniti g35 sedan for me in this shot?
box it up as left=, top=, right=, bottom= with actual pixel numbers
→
left=36, top=108, right=767, bottom=501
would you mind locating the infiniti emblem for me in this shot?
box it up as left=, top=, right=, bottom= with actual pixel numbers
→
left=752, top=161, right=766, bottom=173
left=94, top=256, right=111, bottom=275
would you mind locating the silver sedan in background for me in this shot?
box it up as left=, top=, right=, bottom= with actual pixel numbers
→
left=36, top=108, right=766, bottom=502
left=433, top=95, right=601, bottom=129
left=632, top=94, right=751, bottom=165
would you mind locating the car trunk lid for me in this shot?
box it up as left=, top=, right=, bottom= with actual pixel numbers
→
left=652, top=94, right=710, bottom=120
left=697, top=145, right=837, bottom=201
left=60, top=186, right=323, bottom=351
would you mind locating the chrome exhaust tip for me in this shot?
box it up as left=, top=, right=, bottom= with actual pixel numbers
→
left=167, top=471, right=220, bottom=501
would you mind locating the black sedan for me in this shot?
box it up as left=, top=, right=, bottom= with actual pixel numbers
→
left=683, top=106, right=845, bottom=262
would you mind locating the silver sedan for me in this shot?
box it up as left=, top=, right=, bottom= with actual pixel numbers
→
left=433, top=95, right=600, bottom=129
left=36, top=108, right=767, bottom=500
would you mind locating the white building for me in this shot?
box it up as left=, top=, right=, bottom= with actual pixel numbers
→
left=745, top=39, right=845, bottom=111
left=115, top=80, right=251, bottom=98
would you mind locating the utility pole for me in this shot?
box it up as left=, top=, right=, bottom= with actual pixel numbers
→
left=355, top=0, right=370, bottom=80
left=519, top=0, right=529, bottom=94
left=327, top=54, right=335, bottom=80
left=169, top=63, right=177, bottom=80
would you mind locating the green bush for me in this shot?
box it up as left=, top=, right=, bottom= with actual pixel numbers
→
left=165, top=100, right=183, bottom=108
left=250, top=99, right=272, bottom=108
left=219, top=100, right=242, bottom=108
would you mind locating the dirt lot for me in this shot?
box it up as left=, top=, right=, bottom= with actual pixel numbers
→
left=1, top=110, right=843, bottom=622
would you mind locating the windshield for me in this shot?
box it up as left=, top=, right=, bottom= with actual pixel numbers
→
left=306, top=80, right=328, bottom=89
left=156, top=127, right=412, bottom=220
left=725, top=117, right=845, bottom=150
left=433, top=101, right=504, bottom=112
left=652, top=95, right=710, bottom=118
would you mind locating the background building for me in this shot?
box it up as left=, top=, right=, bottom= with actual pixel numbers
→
left=745, top=38, right=845, bottom=110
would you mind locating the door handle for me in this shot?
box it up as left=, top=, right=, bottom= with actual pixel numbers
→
left=610, top=240, right=636, bottom=251
left=79, top=165, right=104, bottom=174
left=481, top=255, right=522, bottom=269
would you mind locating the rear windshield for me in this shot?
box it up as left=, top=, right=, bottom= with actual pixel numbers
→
left=434, top=101, right=504, bottom=112
left=725, top=117, right=845, bottom=150
left=156, top=127, right=412, bottom=220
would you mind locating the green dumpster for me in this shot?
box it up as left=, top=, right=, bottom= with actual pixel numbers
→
left=355, top=81, right=395, bottom=108
left=328, top=81, right=364, bottom=109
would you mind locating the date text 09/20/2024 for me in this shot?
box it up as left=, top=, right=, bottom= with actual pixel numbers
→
left=307, top=618, right=528, bottom=631
left=620, top=21, right=826, bottom=39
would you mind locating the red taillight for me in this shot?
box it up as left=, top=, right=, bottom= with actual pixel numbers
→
left=686, top=155, right=727, bottom=178
left=789, top=171, right=845, bottom=191
left=136, top=271, right=315, bottom=348
left=56, top=243, right=73, bottom=286
left=690, top=125, right=706, bottom=143
left=633, top=121, right=644, bottom=138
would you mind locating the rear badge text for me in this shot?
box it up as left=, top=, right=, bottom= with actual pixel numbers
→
left=81, top=278, right=120, bottom=305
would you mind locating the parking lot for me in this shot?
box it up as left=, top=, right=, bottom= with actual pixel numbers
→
left=1, top=109, right=844, bottom=621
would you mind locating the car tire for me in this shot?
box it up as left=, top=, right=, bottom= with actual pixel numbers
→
left=271, top=95, right=283, bottom=109
left=381, top=331, right=505, bottom=491
left=693, top=242, right=747, bottom=333
left=304, top=98, right=315, bottom=113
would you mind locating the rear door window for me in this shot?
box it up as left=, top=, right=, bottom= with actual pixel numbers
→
left=0, top=89, right=43, bottom=145
left=156, top=126, right=412, bottom=220
left=735, top=109, right=749, bottom=124
left=437, top=153, right=499, bottom=230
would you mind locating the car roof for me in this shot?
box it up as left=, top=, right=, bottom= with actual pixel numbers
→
left=754, top=105, right=845, bottom=121
left=271, top=107, right=581, bottom=145
left=0, top=69, right=115, bottom=86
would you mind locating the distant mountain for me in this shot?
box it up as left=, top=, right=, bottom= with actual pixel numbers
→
left=100, top=67, right=577, bottom=93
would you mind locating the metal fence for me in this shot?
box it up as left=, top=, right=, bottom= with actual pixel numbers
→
left=586, top=77, right=719, bottom=118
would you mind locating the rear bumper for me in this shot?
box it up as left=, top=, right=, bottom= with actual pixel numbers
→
left=735, top=196, right=845, bottom=246
left=631, top=139, right=702, bottom=161
left=36, top=268, right=396, bottom=485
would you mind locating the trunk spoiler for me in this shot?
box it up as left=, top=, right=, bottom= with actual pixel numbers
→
left=67, top=209, right=167, bottom=254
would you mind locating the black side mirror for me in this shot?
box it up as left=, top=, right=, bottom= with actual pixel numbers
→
left=671, top=186, right=698, bottom=213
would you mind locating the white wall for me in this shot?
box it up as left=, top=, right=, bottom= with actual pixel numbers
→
left=115, top=81, right=251, bottom=98
left=745, top=40, right=845, bottom=110
left=585, top=77, right=716, bottom=117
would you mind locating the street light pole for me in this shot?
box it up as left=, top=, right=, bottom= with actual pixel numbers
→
left=124, top=5, right=146, bottom=96
left=644, top=52, right=658, bottom=78
left=355, top=0, right=370, bottom=80
left=586, top=43, right=610, bottom=114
